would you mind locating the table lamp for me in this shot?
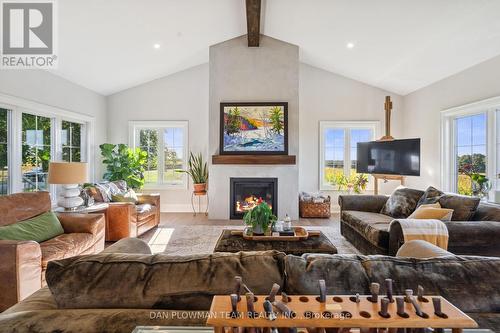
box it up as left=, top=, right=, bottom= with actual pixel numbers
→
left=48, top=162, right=88, bottom=210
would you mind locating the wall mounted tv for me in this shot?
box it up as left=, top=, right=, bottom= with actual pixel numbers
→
left=356, top=138, right=421, bottom=176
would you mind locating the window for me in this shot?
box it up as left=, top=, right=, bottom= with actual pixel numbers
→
left=455, top=113, right=487, bottom=195
left=0, top=109, right=8, bottom=195
left=62, top=120, right=84, bottom=162
left=21, top=113, right=51, bottom=192
left=320, top=121, right=378, bottom=190
left=130, top=121, right=188, bottom=188
left=441, top=96, right=500, bottom=195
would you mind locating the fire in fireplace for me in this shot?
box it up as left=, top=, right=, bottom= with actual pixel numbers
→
left=229, top=178, right=278, bottom=219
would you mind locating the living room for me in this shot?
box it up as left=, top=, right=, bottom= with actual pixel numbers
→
left=0, top=1, right=500, bottom=332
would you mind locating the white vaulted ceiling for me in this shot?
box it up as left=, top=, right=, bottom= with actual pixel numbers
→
left=51, top=0, right=500, bottom=95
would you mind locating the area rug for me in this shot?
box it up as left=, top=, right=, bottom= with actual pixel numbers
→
left=141, top=224, right=360, bottom=255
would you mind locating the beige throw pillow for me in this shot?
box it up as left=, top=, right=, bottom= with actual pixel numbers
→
left=408, top=204, right=454, bottom=222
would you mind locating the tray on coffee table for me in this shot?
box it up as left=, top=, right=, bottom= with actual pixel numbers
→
left=230, top=226, right=319, bottom=241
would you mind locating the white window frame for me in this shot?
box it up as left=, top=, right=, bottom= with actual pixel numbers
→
left=0, top=93, right=95, bottom=197
left=319, top=120, right=380, bottom=191
left=441, top=96, right=500, bottom=193
left=128, top=120, right=189, bottom=190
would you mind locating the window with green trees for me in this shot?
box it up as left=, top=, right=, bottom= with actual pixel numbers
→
left=22, top=113, right=51, bottom=192
left=62, top=121, right=83, bottom=162
left=455, top=113, right=487, bottom=195
left=0, top=109, right=8, bottom=195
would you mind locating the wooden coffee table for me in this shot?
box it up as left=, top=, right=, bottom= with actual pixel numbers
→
left=213, top=229, right=337, bottom=255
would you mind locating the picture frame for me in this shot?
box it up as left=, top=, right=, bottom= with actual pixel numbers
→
left=219, top=102, right=288, bottom=155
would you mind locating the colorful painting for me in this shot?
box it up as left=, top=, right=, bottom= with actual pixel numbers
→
left=220, top=102, right=288, bottom=154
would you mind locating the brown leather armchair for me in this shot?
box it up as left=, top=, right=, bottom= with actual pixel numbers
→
left=0, top=192, right=104, bottom=312
left=105, top=193, right=160, bottom=241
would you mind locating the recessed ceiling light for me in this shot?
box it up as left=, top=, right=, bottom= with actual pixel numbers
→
left=346, top=42, right=355, bottom=49
left=153, top=43, right=161, bottom=49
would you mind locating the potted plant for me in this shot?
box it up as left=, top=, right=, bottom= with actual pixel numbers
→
left=243, top=201, right=277, bottom=235
left=100, top=143, right=148, bottom=189
left=177, top=152, right=208, bottom=194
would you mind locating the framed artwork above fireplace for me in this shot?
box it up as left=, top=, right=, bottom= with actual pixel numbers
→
left=220, top=102, right=288, bottom=155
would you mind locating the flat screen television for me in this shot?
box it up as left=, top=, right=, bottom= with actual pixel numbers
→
left=356, top=138, right=421, bottom=176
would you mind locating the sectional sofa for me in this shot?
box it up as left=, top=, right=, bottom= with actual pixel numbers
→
left=0, top=238, right=498, bottom=332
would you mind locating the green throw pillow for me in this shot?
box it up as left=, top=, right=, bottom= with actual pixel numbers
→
left=112, top=189, right=138, bottom=203
left=0, top=211, right=64, bottom=243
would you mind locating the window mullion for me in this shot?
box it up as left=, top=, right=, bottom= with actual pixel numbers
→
left=344, top=129, right=350, bottom=177
left=158, top=128, right=164, bottom=185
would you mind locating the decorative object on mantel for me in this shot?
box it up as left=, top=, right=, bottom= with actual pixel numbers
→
left=177, top=152, right=208, bottom=194
left=242, top=201, right=277, bottom=235
left=219, top=102, right=288, bottom=155
left=299, top=192, right=331, bottom=218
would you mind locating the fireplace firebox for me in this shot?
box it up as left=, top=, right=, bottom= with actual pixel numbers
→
left=229, top=178, right=278, bottom=219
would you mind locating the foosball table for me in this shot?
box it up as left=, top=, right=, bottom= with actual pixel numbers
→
left=206, top=277, right=478, bottom=333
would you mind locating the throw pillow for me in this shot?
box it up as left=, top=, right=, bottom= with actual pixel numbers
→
left=0, top=211, right=64, bottom=243
left=380, top=188, right=425, bottom=218
left=112, top=189, right=138, bottom=203
left=438, top=194, right=480, bottom=221
left=416, top=186, right=444, bottom=206
left=408, top=205, right=454, bottom=221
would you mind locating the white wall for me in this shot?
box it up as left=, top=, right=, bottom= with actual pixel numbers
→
left=402, top=55, right=500, bottom=190
left=299, top=63, right=405, bottom=201
left=208, top=35, right=300, bottom=220
left=0, top=69, right=107, bottom=179
left=106, top=64, right=209, bottom=212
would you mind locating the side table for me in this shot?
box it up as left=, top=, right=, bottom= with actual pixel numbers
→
left=54, top=203, right=109, bottom=214
left=191, top=191, right=209, bottom=216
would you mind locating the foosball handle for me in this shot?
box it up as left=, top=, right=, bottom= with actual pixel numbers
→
left=234, top=276, right=242, bottom=301
left=230, top=294, right=239, bottom=318
left=409, top=296, right=424, bottom=317
left=417, top=285, right=425, bottom=302
left=379, top=298, right=390, bottom=318
left=432, top=297, right=446, bottom=318
left=405, top=289, right=413, bottom=303
left=263, top=300, right=277, bottom=321
left=396, top=297, right=407, bottom=317
left=281, top=292, right=289, bottom=303
left=318, top=279, right=326, bottom=303
left=268, top=283, right=280, bottom=303
left=385, top=278, right=394, bottom=302
left=370, top=282, right=380, bottom=303
left=246, top=292, right=257, bottom=318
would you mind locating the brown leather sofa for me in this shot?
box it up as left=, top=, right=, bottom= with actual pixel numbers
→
left=0, top=239, right=498, bottom=332
left=0, top=192, right=105, bottom=312
left=104, top=193, right=160, bottom=241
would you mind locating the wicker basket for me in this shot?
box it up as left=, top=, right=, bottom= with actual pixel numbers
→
left=299, top=196, right=331, bottom=218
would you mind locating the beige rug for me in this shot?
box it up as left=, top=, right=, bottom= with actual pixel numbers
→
left=139, top=218, right=360, bottom=255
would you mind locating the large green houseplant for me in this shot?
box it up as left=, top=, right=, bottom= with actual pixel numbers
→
left=100, top=143, right=148, bottom=189
left=243, top=202, right=277, bottom=235
left=177, top=152, right=208, bottom=194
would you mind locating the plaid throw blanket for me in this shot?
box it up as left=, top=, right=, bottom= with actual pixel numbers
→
left=391, top=219, right=449, bottom=250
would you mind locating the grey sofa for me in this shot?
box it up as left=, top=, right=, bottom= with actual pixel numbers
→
left=0, top=238, right=499, bottom=332
left=339, top=194, right=500, bottom=256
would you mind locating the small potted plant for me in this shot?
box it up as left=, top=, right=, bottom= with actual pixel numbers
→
left=177, top=152, right=208, bottom=194
left=243, top=201, right=277, bottom=235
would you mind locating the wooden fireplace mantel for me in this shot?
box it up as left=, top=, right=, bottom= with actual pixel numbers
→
left=212, top=155, right=296, bottom=165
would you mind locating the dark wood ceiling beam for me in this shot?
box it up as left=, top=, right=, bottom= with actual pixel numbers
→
left=246, top=0, right=261, bottom=47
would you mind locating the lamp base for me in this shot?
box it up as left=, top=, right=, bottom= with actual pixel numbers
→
left=57, top=184, right=84, bottom=210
